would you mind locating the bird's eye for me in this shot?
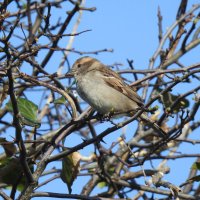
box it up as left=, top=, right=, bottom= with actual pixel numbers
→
left=77, top=64, right=81, bottom=68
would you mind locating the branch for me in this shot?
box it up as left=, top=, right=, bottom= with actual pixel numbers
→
left=7, top=67, right=34, bottom=184
left=18, top=72, right=77, bottom=119
left=149, top=3, right=200, bottom=69
left=31, top=192, right=101, bottom=199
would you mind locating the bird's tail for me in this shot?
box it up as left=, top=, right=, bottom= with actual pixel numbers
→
left=140, top=114, right=167, bottom=138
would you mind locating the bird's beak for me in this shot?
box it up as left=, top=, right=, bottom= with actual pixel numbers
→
left=65, top=72, right=74, bottom=78
left=65, top=67, right=75, bottom=78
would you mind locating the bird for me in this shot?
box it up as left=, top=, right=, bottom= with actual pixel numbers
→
left=70, top=56, right=166, bottom=138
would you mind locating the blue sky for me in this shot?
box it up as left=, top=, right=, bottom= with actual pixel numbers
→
left=39, top=1, right=200, bottom=199
left=2, top=1, right=200, bottom=199
left=71, top=1, right=200, bottom=65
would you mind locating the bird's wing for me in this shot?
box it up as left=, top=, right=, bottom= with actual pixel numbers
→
left=98, top=66, right=144, bottom=106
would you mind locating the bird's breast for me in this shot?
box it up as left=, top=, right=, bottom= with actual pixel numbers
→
left=76, top=74, right=138, bottom=115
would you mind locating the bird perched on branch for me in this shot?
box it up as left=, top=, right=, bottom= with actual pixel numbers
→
left=70, top=56, right=166, bottom=138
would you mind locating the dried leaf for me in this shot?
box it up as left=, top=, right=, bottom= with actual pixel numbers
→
left=61, top=152, right=81, bottom=193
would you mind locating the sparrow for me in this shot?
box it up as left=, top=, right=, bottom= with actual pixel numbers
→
left=70, top=56, right=166, bottom=138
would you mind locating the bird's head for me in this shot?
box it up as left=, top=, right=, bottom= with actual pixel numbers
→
left=70, top=56, right=100, bottom=77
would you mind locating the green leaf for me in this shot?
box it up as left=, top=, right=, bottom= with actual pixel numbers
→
left=54, top=96, right=66, bottom=105
left=98, top=181, right=107, bottom=188
left=0, top=157, right=23, bottom=186
left=60, top=152, right=81, bottom=194
left=0, top=157, right=34, bottom=191
left=192, top=162, right=200, bottom=170
left=6, top=98, right=40, bottom=127
left=157, top=88, right=189, bottom=113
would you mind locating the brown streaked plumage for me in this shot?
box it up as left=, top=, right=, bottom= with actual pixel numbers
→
left=71, top=57, right=143, bottom=113
left=71, top=56, right=166, bottom=137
